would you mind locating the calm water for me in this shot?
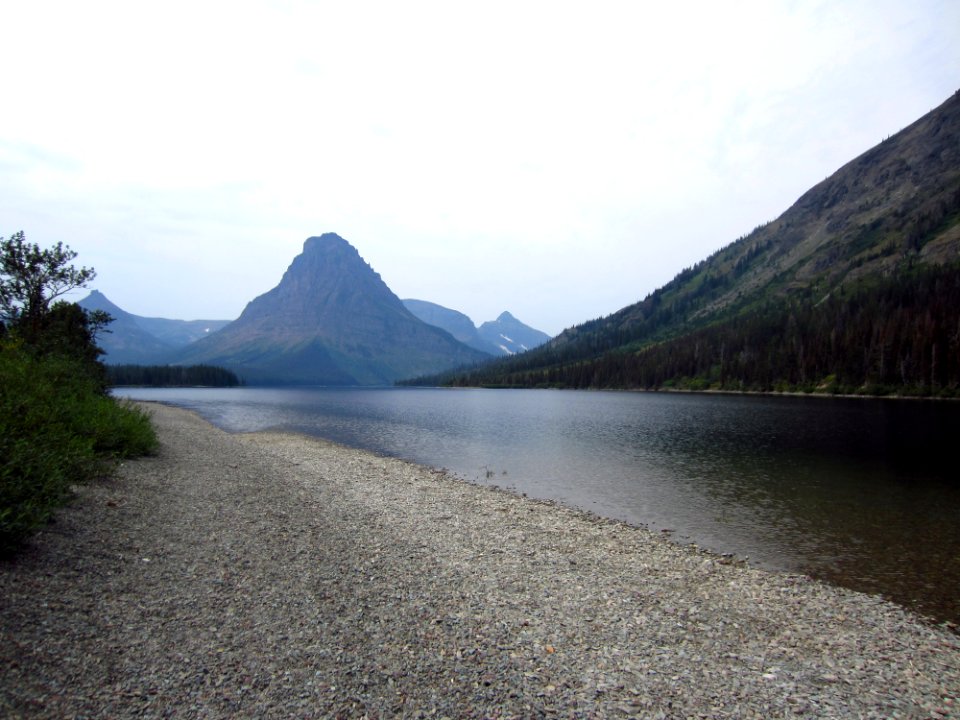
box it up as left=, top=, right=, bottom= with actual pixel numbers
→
left=115, top=387, right=960, bottom=624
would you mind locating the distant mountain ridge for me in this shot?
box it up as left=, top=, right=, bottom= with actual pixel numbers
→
left=423, top=89, right=960, bottom=395
left=402, top=300, right=550, bottom=356
left=477, top=311, right=551, bottom=355
left=78, top=290, right=231, bottom=364
left=170, top=234, right=491, bottom=385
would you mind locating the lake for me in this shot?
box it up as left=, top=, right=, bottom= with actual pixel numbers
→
left=114, top=386, right=960, bottom=625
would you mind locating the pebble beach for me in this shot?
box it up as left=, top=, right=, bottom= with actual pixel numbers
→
left=2, top=402, right=958, bottom=718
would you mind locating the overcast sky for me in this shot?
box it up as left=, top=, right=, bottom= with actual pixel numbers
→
left=2, top=1, right=958, bottom=336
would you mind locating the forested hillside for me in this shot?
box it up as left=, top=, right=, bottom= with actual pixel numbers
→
left=412, top=90, right=960, bottom=396
left=107, top=364, right=242, bottom=387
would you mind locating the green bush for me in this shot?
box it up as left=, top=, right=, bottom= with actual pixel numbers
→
left=83, top=397, right=158, bottom=458
left=0, top=341, right=157, bottom=555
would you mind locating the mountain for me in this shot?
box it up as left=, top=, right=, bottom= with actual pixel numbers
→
left=129, top=314, right=230, bottom=347
left=477, top=311, right=551, bottom=355
left=78, top=290, right=231, bottom=364
left=402, top=299, right=486, bottom=352
left=424, top=90, right=960, bottom=395
left=402, top=300, right=551, bottom=356
left=78, top=291, right=176, bottom=364
left=171, top=234, right=491, bottom=385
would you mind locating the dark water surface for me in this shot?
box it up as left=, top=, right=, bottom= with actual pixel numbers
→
left=115, top=387, right=960, bottom=624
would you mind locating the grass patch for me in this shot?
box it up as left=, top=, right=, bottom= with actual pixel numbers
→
left=0, top=342, right=157, bottom=555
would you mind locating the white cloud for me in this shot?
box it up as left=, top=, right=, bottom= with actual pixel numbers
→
left=1, top=0, right=958, bottom=334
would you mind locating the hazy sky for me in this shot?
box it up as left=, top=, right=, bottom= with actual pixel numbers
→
left=2, top=1, right=957, bottom=336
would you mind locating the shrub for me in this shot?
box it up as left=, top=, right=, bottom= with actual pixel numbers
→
left=0, top=342, right=157, bottom=555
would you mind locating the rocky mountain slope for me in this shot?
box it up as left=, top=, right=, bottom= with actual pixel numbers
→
left=171, top=234, right=490, bottom=384
left=477, top=311, right=551, bottom=355
left=401, top=300, right=485, bottom=352
left=428, top=90, right=960, bottom=394
left=78, top=291, right=230, bottom=365
left=402, top=300, right=551, bottom=356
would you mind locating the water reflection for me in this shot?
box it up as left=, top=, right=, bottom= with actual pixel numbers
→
left=116, top=387, right=960, bottom=624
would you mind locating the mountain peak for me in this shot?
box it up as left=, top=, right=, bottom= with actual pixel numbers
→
left=403, top=300, right=553, bottom=357
left=303, top=233, right=351, bottom=253
left=478, top=311, right=552, bottom=355
left=78, top=289, right=128, bottom=317
left=173, top=234, right=490, bottom=384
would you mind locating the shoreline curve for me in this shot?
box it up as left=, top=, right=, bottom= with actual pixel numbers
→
left=1, top=402, right=957, bottom=718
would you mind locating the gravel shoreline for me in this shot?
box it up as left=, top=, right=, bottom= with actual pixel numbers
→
left=2, top=402, right=958, bottom=718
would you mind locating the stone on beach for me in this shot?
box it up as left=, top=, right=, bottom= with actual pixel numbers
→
left=1, top=403, right=958, bottom=718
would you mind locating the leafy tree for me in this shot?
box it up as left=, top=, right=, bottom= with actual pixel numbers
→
left=0, top=232, right=156, bottom=553
left=1, top=231, right=96, bottom=342
left=34, top=301, right=114, bottom=391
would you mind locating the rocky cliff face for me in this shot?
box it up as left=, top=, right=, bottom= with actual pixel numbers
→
left=173, top=234, right=491, bottom=384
